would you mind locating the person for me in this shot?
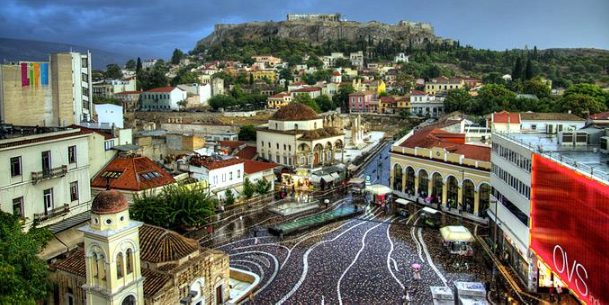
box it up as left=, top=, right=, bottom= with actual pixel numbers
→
left=249, top=292, right=255, bottom=304
left=556, top=284, right=563, bottom=302
left=254, top=237, right=259, bottom=245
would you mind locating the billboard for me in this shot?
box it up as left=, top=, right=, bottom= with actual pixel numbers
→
left=531, top=154, right=609, bottom=305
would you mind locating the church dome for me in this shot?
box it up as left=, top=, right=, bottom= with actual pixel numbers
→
left=92, top=189, right=129, bottom=215
left=271, top=102, right=319, bottom=121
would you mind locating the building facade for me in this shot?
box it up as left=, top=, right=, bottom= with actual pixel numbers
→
left=409, top=90, right=445, bottom=117
left=92, top=78, right=137, bottom=99
left=114, top=91, right=142, bottom=112
left=0, top=126, right=92, bottom=229
left=0, top=52, right=93, bottom=126
left=424, top=77, right=465, bottom=95
left=188, top=156, right=244, bottom=199
left=140, top=87, right=187, bottom=111
left=348, top=91, right=377, bottom=113
left=267, top=93, right=293, bottom=109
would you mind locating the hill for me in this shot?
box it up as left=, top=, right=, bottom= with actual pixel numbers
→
left=0, top=38, right=132, bottom=70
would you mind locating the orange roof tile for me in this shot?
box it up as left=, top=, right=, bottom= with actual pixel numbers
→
left=399, top=126, right=490, bottom=162
left=115, top=90, right=143, bottom=95
left=492, top=110, right=521, bottom=124
left=145, top=87, right=184, bottom=93
left=91, top=155, right=176, bottom=191
left=189, top=156, right=244, bottom=170
left=235, top=146, right=258, bottom=160
left=219, top=140, right=245, bottom=149
left=243, top=159, right=279, bottom=174
left=139, top=225, right=200, bottom=263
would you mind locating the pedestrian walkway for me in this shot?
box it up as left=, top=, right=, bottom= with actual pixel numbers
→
left=393, top=190, right=488, bottom=224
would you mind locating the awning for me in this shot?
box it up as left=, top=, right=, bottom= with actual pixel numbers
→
left=349, top=177, right=365, bottom=184
left=422, top=207, right=438, bottom=214
left=321, top=175, right=334, bottom=183
left=330, top=173, right=341, bottom=180
left=309, top=175, right=322, bottom=183
left=396, top=198, right=410, bottom=206
left=440, top=226, right=474, bottom=242
left=348, top=164, right=359, bottom=171
left=38, top=224, right=85, bottom=260
left=365, top=184, right=393, bottom=195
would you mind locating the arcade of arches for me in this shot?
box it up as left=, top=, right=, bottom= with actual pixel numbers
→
left=391, top=163, right=491, bottom=217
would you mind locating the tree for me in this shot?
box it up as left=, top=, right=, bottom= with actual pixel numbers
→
left=522, top=78, right=551, bottom=99
left=177, top=100, right=188, bottom=110
left=395, top=72, right=415, bottom=93
left=477, top=84, right=517, bottom=114
left=294, top=95, right=321, bottom=113
left=224, top=189, right=236, bottom=206
left=512, top=57, right=523, bottom=81
left=563, top=83, right=609, bottom=107
left=171, top=49, right=185, bottom=65
left=104, top=64, right=123, bottom=79
left=306, top=56, right=324, bottom=68
left=93, top=96, right=123, bottom=106
left=278, top=68, right=293, bottom=82
left=315, top=95, right=336, bottom=112
left=139, top=69, right=169, bottom=91
left=131, top=184, right=217, bottom=231
left=238, top=124, right=257, bottom=141
left=399, top=109, right=410, bottom=119
left=256, top=179, right=272, bottom=195
left=171, top=69, right=200, bottom=86
left=559, top=94, right=607, bottom=117
left=0, top=212, right=53, bottom=304
left=525, top=58, right=533, bottom=80
left=333, top=84, right=355, bottom=110
left=136, top=57, right=143, bottom=73
left=334, top=58, right=352, bottom=68
left=208, top=95, right=237, bottom=110
left=243, top=178, right=256, bottom=199
left=443, top=87, right=471, bottom=113
left=125, top=59, right=136, bottom=70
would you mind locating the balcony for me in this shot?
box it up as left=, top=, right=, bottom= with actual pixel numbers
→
left=34, top=204, right=70, bottom=222
left=31, top=165, right=68, bottom=184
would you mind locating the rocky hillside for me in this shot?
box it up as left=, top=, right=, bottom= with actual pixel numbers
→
left=197, top=19, right=449, bottom=49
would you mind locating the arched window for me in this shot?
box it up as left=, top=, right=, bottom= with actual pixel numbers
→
left=462, top=180, right=475, bottom=213
left=276, top=143, right=279, bottom=149
left=447, top=176, right=459, bottom=208
left=116, top=253, right=124, bottom=279
left=294, top=123, right=299, bottom=130
left=314, top=122, right=317, bottom=129
left=122, top=295, right=136, bottom=305
left=479, top=184, right=491, bottom=217
left=126, top=249, right=133, bottom=274
left=418, top=170, right=428, bottom=196
left=393, top=164, right=403, bottom=191
left=432, top=173, right=443, bottom=203
left=405, top=167, right=415, bottom=194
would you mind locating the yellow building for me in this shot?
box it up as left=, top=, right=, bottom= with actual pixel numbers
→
left=390, top=123, right=491, bottom=220
left=267, top=93, right=293, bottom=109
left=377, top=79, right=386, bottom=96
left=424, top=77, right=465, bottom=95
left=252, top=70, right=277, bottom=83
left=395, top=97, right=410, bottom=111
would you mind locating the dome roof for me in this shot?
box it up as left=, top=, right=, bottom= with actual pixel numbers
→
left=91, top=190, right=129, bottom=215
left=271, top=102, right=319, bottom=121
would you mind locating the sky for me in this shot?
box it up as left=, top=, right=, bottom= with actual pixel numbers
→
left=1, top=0, right=608, bottom=60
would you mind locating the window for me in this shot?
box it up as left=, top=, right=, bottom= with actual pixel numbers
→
left=43, top=188, right=54, bottom=214
left=237, top=170, right=241, bottom=178
left=116, top=253, right=124, bottom=279
left=68, top=145, right=77, bottom=163
left=531, top=124, right=537, bottom=130
left=70, top=181, right=79, bottom=201
left=105, top=140, right=115, bottom=151
left=268, top=142, right=271, bottom=148
left=288, top=145, right=291, bottom=151
left=229, top=172, right=233, bottom=180
left=276, top=155, right=280, bottom=163
left=126, top=249, right=133, bottom=274
left=261, top=141, right=264, bottom=147
left=276, top=143, right=279, bottom=149
left=222, top=173, right=226, bottom=182
left=12, top=197, right=24, bottom=217
left=10, top=156, right=21, bottom=177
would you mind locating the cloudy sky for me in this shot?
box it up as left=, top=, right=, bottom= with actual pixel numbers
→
left=1, top=0, right=608, bottom=59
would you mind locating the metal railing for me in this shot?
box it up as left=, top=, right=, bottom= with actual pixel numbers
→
left=31, top=165, right=68, bottom=184
left=494, top=132, right=609, bottom=184
left=34, top=204, right=70, bottom=222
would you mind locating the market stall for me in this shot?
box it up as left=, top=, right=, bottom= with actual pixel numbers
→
left=395, top=198, right=411, bottom=217
left=364, top=184, right=393, bottom=206
left=440, top=226, right=475, bottom=256
left=348, top=177, right=365, bottom=194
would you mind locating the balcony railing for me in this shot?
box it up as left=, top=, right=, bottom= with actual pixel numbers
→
left=33, top=204, right=70, bottom=222
left=31, top=165, right=68, bottom=184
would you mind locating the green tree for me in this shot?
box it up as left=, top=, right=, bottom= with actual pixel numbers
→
left=171, top=49, right=185, bottom=65
left=125, top=59, right=136, bottom=70
left=177, top=100, right=188, bottom=110
left=171, top=70, right=200, bottom=86
left=238, top=124, right=257, bottom=141
left=559, top=94, right=607, bottom=117
left=315, top=95, right=336, bottom=112
left=256, top=179, right=272, bottom=195
left=477, top=84, right=517, bottom=114
left=139, top=69, right=169, bottom=91
left=333, top=84, right=355, bottom=110
left=136, top=57, right=143, bottom=73
left=522, top=78, right=551, bottom=99
left=93, top=96, right=123, bottom=106
left=395, top=72, right=415, bottom=93
left=563, top=83, right=609, bottom=106
left=524, top=58, right=533, bottom=80
left=208, top=95, right=238, bottom=110
left=334, top=58, right=352, bottom=68
left=243, top=178, right=256, bottom=199
left=443, top=87, right=471, bottom=113
left=0, top=212, right=53, bottom=304
left=512, top=57, right=523, bottom=81
left=278, top=68, right=293, bottom=82
left=224, top=189, right=236, bottom=206
left=294, top=95, right=321, bottom=113
left=131, top=184, right=217, bottom=231
left=306, top=56, right=324, bottom=68
left=399, top=109, right=410, bottom=119
left=104, top=64, right=123, bottom=79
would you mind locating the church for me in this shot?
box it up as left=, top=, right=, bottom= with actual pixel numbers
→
left=256, top=102, right=345, bottom=168
left=48, top=190, right=231, bottom=305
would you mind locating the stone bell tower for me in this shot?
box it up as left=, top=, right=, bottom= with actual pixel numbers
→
left=80, top=190, right=144, bottom=305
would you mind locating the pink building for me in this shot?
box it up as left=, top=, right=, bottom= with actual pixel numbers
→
left=348, top=91, right=377, bottom=113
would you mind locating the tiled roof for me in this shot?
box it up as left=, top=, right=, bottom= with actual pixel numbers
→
left=380, top=96, right=396, bottom=103
left=0, top=128, right=88, bottom=149
left=91, top=190, right=129, bottom=215
left=410, top=90, right=427, bottom=95
left=332, top=72, right=341, bottom=76
left=70, top=125, right=116, bottom=140
left=243, top=159, right=279, bottom=174
left=91, top=155, right=176, bottom=191
left=139, top=225, right=200, bottom=263
left=142, top=268, right=171, bottom=297
left=115, top=90, right=143, bottom=95
left=190, top=156, right=245, bottom=170
left=145, top=87, right=184, bottom=93
left=53, top=247, right=86, bottom=277
left=349, top=91, right=376, bottom=96
left=270, top=93, right=290, bottom=98
left=271, top=102, right=319, bottom=121
left=590, top=111, right=609, bottom=120
left=235, top=146, right=257, bottom=160
left=219, top=140, right=246, bottom=149
left=492, top=111, right=521, bottom=124
left=519, top=112, right=585, bottom=121
left=292, top=86, right=321, bottom=93
left=399, top=126, right=490, bottom=162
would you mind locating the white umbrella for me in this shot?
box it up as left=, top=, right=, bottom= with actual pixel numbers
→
left=364, top=184, right=393, bottom=195
left=440, top=226, right=474, bottom=242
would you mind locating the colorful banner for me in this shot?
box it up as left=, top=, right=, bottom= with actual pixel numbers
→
left=21, top=63, right=29, bottom=86
left=41, top=63, right=48, bottom=85
left=33, top=63, right=40, bottom=86
left=530, top=154, right=609, bottom=305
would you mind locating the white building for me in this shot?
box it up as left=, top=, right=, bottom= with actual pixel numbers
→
left=518, top=112, right=585, bottom=132
left=350, top=51, right=364, bottom=68
left=177, top=83, right=212, bottom=106
left=142, top=59, right=157, bottom=69
left=394, top=53, right=410, bottom=63
left=140, top=87, right=187, bottom=111
left=188, top=156, right=244, bottom=199
left=256, top=103, right=344, bottom=168
left=290, top=87, right=321, bottom=99
left=92, top=78, right=137, bottom=99
left=0, top=126, right=92, bottom=230
left=94, top=104, right=124, bottom=128
left=322, top=52, right=346, bottom=68
left=409, top=90, right=445, bottom=117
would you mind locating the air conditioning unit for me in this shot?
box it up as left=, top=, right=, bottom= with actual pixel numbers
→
left=546, top=124, right=555, bottom=134
left=558, top=131, right=574, bottom=146
left=574, top=132, right=588, bottom=146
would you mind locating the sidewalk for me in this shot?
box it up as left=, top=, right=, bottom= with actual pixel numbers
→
left=393, top=190, right=489, bottom=225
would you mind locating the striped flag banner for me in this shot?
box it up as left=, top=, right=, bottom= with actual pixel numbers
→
left=21, top=63, right=29, bottom=86
left=34, top=63, right=40, bottom=86
left=41, top=63, right=48, bottom=85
